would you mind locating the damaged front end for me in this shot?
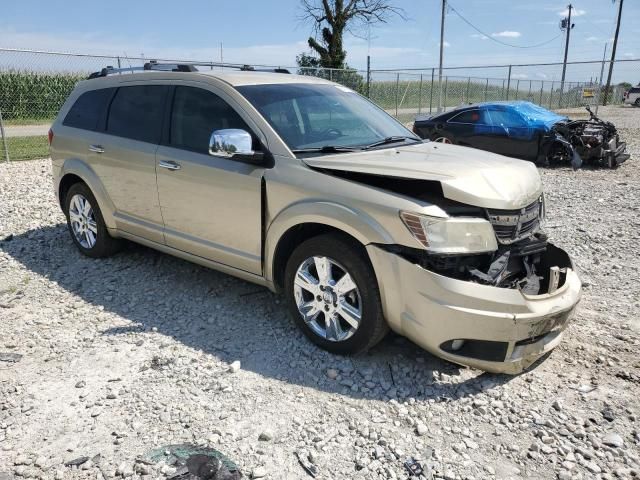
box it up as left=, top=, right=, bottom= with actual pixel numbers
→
left=547, top=106, right=630, bottom=168
left=392, top=196, right=572, bottom=296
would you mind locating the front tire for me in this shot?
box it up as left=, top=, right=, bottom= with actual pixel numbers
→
left=284, top=234, right=388, bottom=354
left=64, top=183, right=122, bottom=258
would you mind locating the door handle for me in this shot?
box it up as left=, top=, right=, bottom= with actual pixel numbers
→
left=89, top=145, right=104, bottom=154
left=158, top=160, right=181, bottom=171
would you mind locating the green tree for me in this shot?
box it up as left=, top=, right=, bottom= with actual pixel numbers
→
left=300, top=0, right=404, bottom=69
left=296, top=53, right=365, bottom=95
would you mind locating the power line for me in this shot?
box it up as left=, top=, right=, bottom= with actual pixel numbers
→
left=447, top=2, right=562, bottom=49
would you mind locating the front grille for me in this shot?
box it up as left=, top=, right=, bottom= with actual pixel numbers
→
left=487, top=199, right=542, bottom=244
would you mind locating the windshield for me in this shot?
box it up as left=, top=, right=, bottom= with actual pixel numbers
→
left=236, top=83, right=419, bottom=153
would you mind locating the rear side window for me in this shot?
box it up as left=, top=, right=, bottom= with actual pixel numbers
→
left=170, top=86, right=250, bottom=154
left=630, top=87, right=640, bottom=94
left=107, top=85, right=168, bottom=143
left=63, top=88, right=115, bottom=130
left=449, top=109, right=488, bottom=124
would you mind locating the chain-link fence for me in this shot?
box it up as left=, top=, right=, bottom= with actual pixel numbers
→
left=0, top=47, right=635, bottom=161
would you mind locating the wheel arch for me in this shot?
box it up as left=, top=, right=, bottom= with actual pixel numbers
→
left=265, top=201, right=394, bottom=292
left=57, top=159, right=116, bottom=229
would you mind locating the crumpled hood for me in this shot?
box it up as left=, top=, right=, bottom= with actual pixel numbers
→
left=303, top=142, right=543, bottom=209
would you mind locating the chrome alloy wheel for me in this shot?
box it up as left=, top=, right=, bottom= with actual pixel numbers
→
left=293, top=256, right=362, bottom=342
left=433, top=136, right=452, bottom=144
left=68, top=193, right=98, bottom=249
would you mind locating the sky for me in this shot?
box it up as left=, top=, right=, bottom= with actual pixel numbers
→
left=1, top=0, right=639, bottom=83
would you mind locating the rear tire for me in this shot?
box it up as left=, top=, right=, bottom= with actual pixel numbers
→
left=431, top=133, right=455, bottom=144
left=284, top=234, right=388, bottom=354
left=635, top=98, right=640, bottom=107
left=64, top=182, right=122, bottom=258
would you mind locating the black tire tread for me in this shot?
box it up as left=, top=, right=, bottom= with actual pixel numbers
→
left=64, top=182, right=122, bottom=258
left=284, top=233, right=388, bottom=354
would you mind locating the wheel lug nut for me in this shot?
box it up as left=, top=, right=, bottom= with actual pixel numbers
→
left=316, top=295, right=321, bottom=301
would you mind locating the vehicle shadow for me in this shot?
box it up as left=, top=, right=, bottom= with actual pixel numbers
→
left=1, top=223, right=517, bottom=402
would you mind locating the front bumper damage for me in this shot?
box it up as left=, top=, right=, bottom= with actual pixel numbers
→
left=547, top=109, right=630, bottom=169
left=367, top=242, right=581, bottom=374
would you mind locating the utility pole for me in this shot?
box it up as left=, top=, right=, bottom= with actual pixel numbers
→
left=603, top=0, right=624, bottom=105
left=560, top=4, right=574, bottom=106
left=595, top=43, right=608, bottom=115
left=437, top=0, right=446, bottom=112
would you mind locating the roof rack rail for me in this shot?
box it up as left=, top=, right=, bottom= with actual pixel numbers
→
left=87, top=61, right=290, bottom=79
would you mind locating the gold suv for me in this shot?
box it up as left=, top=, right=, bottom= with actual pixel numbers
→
left=50, top=63, right=581, bottom=374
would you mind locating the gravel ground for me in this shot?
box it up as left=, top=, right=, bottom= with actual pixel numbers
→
left=1, top=105, right=639, bottom=480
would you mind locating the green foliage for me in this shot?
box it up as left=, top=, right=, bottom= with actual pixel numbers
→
left=0, top=70, right=84, bottom=121
left=296, top=53, right=366, bottom=94
left=2, top=135, right=49, bottom=161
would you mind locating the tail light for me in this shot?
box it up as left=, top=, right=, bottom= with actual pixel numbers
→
left=48, top=128, right=54, bottom=145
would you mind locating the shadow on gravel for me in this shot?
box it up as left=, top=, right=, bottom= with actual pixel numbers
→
left=1, top=224, right=515, bottom=402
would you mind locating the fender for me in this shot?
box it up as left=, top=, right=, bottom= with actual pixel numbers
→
left=263, top=199, right=394, bottom=284
left=58, top=159, right=117, bottom=230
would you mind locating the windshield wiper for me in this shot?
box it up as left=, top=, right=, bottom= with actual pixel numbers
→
left=292, top=145, right=361, bottom=154
left=361, top=136, right=420, bottom=150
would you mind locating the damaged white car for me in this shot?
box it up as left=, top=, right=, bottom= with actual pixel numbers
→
left=51, top=66, right=582, bottom=374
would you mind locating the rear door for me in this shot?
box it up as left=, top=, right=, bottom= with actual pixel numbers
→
left=58, top=86, right=116, bottom=171
left=89, top=84, right=169, bottom=243
left=155, top=84, right=265, bottom=275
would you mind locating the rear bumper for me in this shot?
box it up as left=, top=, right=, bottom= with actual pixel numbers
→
left=367, top=243, right=581, bottom=374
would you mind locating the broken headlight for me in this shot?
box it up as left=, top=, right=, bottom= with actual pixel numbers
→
left=400, top=212, right=498, bottom=254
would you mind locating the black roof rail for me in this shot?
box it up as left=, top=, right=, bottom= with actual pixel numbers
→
left=88, top=61, right=290, bottom=79
left=239, top=65, right=291, bottom=74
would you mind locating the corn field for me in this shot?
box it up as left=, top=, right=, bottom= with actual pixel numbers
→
left=0, top=71, right=85, bottom=123
left=0, top=47, right=633, bottom=161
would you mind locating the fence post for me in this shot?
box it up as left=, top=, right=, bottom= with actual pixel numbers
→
left=429, top=68, right=435, bottom=114
left=506, top=65, right=512, bottom=100
left=0, top=109, right=9, bottom=163
left=484, top=78, right=488, bottom=101
left=549, top=81, right=555, bottom=109
left=501, top=79, right=505, bottom=99
left=443, top=77, right=448, bottom=110
left=117, top=56, right=121, bottom=69
left=330, top=69, right=333, bottom=82
left=515, top=79, right=520, bottom=100
left=465, top=77, right=470, bottom=103
left=366, top=55, right=371, bottom=98
left=418, top=74, right=423, bottom=114
left=528, top=80, right=532, bottom=99
left=395, top=72, right=399, bottom=118
left=539, top=81, right=544, bottom=105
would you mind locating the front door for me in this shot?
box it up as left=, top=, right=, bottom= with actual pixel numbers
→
left=485, top=107, right=538, bottom=160
left=155, top=85, right=264, bottom=275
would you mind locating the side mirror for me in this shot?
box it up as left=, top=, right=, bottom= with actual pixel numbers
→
left=209, top=129, right=264, bottom=164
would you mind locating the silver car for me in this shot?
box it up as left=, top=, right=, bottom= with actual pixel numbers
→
left=50, top=63, right=581, bottom=374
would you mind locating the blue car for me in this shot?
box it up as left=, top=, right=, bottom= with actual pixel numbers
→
left=413, top=101, right=629, bottom=168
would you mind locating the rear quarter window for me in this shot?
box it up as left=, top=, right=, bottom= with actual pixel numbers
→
left=63, top=88, right=115, bottom=130
left=630, top=87, right=640, bottom=94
